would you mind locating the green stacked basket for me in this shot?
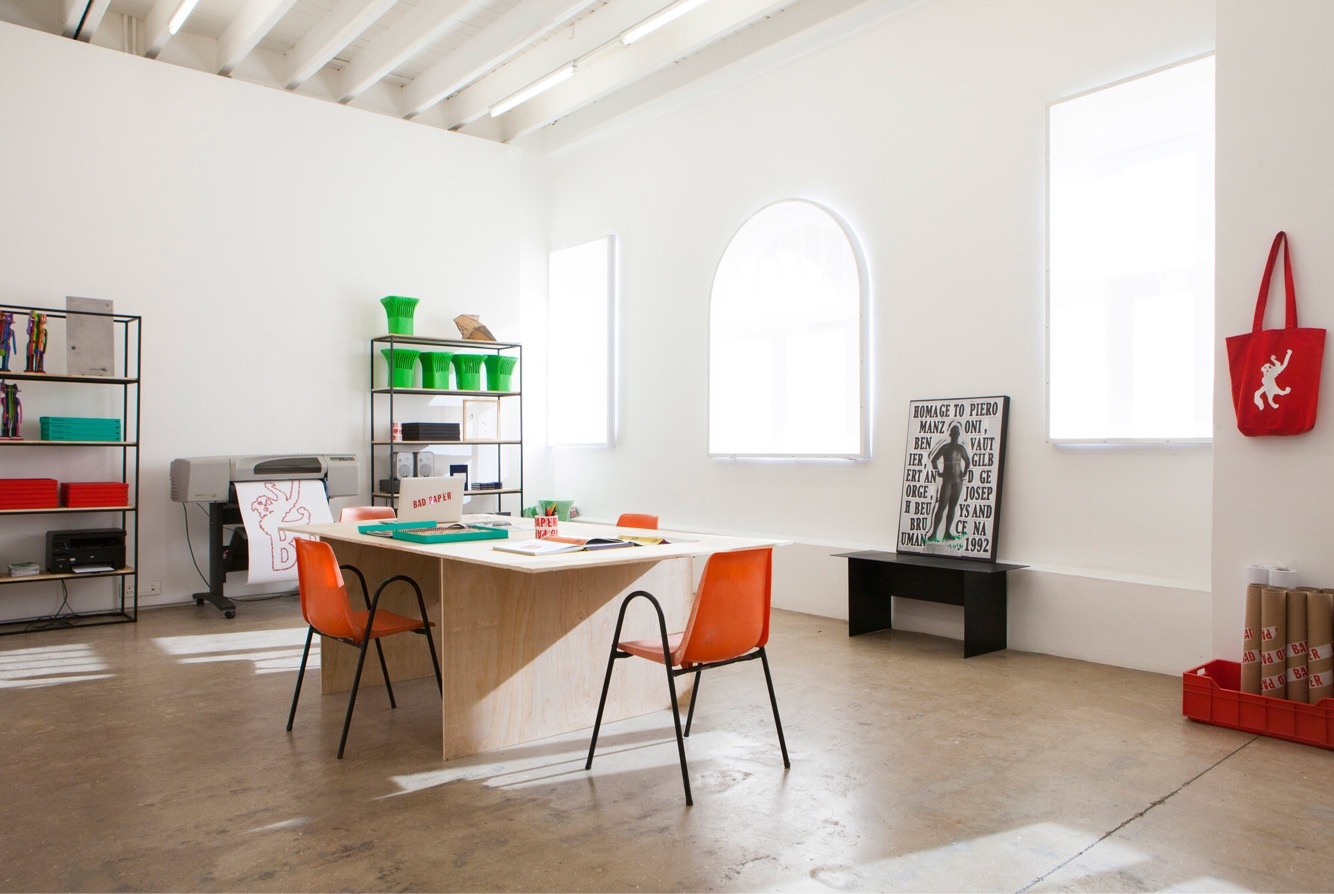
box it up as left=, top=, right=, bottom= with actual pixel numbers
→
left=380, top=296, right=420, bottom=335
left=483, top=355, right=518, bottom=392
left=450, top=353, right=485, bottom=391
left=380, top=347, right=420, bottom=388
left=419, top=351, right=454, bottom=389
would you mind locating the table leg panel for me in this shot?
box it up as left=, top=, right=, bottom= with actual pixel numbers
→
left=439, top=558, right=692, bottom=760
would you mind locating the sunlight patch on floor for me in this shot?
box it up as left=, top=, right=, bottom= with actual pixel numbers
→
left=154, top=627, right=314, bottom=674
left=0, top=642, right=112, bottom=689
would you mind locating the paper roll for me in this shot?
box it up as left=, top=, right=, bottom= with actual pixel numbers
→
left=1259, top=587, right=1288, bottom=698
left=1244, top=564, right=1271, bottom=584
left=1241, top=583, right=1263, bottom=694
left=1268, top=567, right=1299, bottom=588
left=1285, top=589, right=1309, bottom=703
left=1307, top=589, right=1334, bottom=705
left=234, top=479, right=333, bottom=584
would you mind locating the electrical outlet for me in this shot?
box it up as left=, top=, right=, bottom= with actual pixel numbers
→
left=142, top=580, right=161, bottom=597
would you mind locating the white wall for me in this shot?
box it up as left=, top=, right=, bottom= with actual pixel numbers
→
left=0, top=22, right=522, bottom=617
left=538, top=0, right=1217, bottom=674
left=1212, top=1, right=1334, bottom=657
left=13, top=2, right=1315, bottom=680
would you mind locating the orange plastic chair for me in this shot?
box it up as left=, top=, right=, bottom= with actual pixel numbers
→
left=585, top=547, right=788, bottom=805
left=340, top=505, right=396, bottom=523
left=285, top=538, right=441, bottom=758
left=616, top=512, right=659, bottom=529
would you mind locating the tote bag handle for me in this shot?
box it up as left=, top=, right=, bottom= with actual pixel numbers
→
left=1253, top=231, right=1298, bottom=332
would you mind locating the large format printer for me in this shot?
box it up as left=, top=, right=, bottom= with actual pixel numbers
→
left=170, top=454, right=359, bottom=617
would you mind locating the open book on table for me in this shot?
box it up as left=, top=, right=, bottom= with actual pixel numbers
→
left=494, top=535, right=637, bottom=555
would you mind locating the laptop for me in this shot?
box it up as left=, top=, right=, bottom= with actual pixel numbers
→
left=396, top=475, right=466, bottom=524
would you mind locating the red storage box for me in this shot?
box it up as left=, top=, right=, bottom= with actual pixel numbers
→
left=1183, top=659, right=1334, bottom=750
left=59, top=482, right=130, bottom=508
left=0, top=478, right=60, bottom=510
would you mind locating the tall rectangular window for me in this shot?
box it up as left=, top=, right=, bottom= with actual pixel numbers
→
left=548, top=236, right=614, bottom=446
left=1048, top=55, right=1215, bottom=442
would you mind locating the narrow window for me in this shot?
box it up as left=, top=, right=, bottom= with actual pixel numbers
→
left=1047, top=55, right=1215, bottom=442
left=548, top=235, right=614, bottom=446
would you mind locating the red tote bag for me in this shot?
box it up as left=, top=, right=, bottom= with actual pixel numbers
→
left=1225, top=231, right=1325, bottom=436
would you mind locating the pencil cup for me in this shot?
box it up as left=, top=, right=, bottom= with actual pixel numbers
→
left=534, top=515, right=559, bottom=539
left=540, top=499, right=574, bottom=521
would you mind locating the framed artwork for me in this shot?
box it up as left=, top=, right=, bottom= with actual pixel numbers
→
left=462, top=398, right=499, bottom=441
left=896, top=395, right=1009, bottom=562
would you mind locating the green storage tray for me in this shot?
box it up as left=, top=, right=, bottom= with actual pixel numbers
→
left=391, top=525, right=509, bottom=544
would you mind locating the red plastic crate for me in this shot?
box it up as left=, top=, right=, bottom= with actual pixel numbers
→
left=1183, top=659, right=1334, bottom=750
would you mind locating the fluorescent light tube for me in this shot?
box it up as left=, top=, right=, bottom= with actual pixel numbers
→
left=622, top=0, right=710, bottom=45
left=168, top=0, right=202, bottom=35
left=489, top=65, right=575, bottom=117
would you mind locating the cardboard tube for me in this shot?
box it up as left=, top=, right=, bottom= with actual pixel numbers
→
left=1285, top=589, right=1309, bottom=703
left=1241, top=583, right=1263, bottom=694
left=1307, top=589, right=1334, bottom=705
left=1260, top=586, right=1288, bottom=699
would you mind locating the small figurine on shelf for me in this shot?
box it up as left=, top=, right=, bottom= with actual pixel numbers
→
left=25, top=311, right=48, bottom=373
left=0, top=311, right=16, bottom=372
left=1, top=381, right=20, bottom=439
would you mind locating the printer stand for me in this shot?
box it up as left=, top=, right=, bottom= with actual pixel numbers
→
left=194, top=501, right=242, bottom=618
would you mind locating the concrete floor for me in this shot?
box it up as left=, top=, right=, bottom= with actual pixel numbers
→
left=0, top=596, right=1329, bottom=893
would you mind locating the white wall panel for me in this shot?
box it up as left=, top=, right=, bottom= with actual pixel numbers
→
left=0, top=21, right=521, bottom=614
left=1212, top=0, right=1334, bottom=657
left=540, top=0, right=1216, bottom=673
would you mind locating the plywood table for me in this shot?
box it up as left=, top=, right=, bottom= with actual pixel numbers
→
left=286, top=520, right=783, bottom=760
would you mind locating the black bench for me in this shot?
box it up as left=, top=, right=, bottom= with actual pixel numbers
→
left=837, top=551, right=1026, bottom=657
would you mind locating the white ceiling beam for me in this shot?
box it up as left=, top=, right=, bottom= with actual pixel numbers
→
left=399, top=0, right=594, bottom=119
left=285, top=0, right=397, bottom=90
left=536, top=0, right=888, bottom=151
left=143, top=0, right=184, bottom=58
left=488, top=0, right=794, bottom=143
left=61, top=0, right=86, bottom=38
left=440, top=0, right=668, bottom=129
left=336, top=0, right=482, bottom=104
left=73, top=0, right=112, bottom=41
left=217, top=0, right=299, bottom=76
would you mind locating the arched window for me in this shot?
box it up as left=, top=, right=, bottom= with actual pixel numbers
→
left=709, top=199, right=867, bottom=457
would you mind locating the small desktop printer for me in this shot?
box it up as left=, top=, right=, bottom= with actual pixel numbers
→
left=46, top=528, right=127, bottom=574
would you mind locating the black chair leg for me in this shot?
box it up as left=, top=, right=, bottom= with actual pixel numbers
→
left=286, top=626, right=315, bottom=732
left=663, top=648, right=693, bottom=806
left=759, top=646, right=790, bottom=768
left=683, top=668, right=703, bottom=737
left=337, top=637, right=372, bottom=759
left=373, top=638, right=397, bottom=709
left=586, top=591, right=641, bottom=770
left=585, top=589, right=693, bottom=806
left=403, top=575, right=442, bottom=692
